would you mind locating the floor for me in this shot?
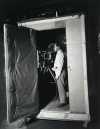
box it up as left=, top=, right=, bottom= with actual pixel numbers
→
left=0, top=96, right=100, bottom=129
left=1, top=99, right=100, bottom=129
left=41, top=98, right=69, bottom=111
left=0, top=118, right=100, bottom=129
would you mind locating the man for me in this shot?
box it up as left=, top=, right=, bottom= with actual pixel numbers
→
left=52, top=43, right=67, bottom=106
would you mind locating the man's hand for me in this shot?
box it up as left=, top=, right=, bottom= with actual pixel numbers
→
left=52, top=67, right=58, bottom=72
left=52, top=67, right=59, bottom=80
left=55, top=74, right=59, bottom=80
left=52, top=67, right=55, bottom=71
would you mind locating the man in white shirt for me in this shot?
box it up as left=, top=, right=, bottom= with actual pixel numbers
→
left=52, top=43, right=67, bottom=106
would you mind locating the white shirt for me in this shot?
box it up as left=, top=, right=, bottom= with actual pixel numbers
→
left=52, top=49, right=64, bottom=79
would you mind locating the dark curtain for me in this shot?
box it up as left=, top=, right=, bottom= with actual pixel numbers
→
left=5, top=25, right=39, bottom=122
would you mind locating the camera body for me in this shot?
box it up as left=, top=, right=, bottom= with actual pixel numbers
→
left=38, top=50, right=55, bottom=72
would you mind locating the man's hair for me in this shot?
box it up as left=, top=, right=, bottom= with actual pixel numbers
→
left=47, top=43, right=55, bottom=52
left=55, top=42, right=64, bottom=51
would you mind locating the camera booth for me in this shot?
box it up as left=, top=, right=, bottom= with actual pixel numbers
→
left=4, top=14, right=90, bottom=127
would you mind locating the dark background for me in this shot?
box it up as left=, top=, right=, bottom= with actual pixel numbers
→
left=0, top=0, right=100, bottom=129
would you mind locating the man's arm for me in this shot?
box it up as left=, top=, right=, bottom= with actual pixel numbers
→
left=52, top=50, right=64, bottom=79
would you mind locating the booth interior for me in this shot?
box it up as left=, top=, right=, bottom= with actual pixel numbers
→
left=36, top=28, right=69, bottom=112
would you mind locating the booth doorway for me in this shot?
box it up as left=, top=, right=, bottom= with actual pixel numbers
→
left=36, top=28, right=69, bottom=115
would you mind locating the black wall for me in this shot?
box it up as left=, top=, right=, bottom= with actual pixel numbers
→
left=85, top=9, right=100, bottom=122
